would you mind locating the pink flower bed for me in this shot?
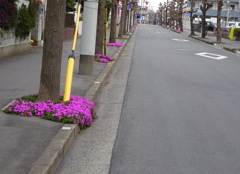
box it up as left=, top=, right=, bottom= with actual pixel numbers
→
left=5, top=95, right=97, bottom=127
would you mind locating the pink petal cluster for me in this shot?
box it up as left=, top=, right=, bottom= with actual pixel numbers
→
left=7, top=95, right=97, bottom=126
left=100, top=58, right=108, bottom=63
left=95, top=54, right=115, bottom=63
left=175, top=29, right=183, bottom=32
left=129, top=23, right=138, bottom=32
left=107, top=43, right=123, bottom=47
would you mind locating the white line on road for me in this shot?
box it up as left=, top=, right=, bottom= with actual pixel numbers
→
left=177, top=48, right=191, bottom=51
left=195, top=52, right=228, bottom=60
left=172, top=39, right=189, bottom=42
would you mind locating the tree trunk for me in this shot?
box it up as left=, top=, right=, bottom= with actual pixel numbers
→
left=190, top=13, right=195, bottom=35
left=95, top=0, right=105, bottom=54
left=190, top=0, right=195, bottom=35
left=129, top=9, right=132, bottom=30
left=109, top=0, right=117, bottom=43
left=38, top=0, right=66, bottom=102
left=159, top=11, right=163, bottom=26
left=179, top=0, right=183, bottom=31
left=118, top=0, right=126, bottom=37
left=217, top=0, right=222, bottom=42
left=123, top=10, right=128, bottom=34
left=201, top=12, right=206, bottom=38
left=200, top=0, right=213, bottom=38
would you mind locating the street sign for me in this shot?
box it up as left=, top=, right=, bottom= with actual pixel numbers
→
left=137, top=14, right=140, bottom=19
left=127, top=4, right=133, bottom=9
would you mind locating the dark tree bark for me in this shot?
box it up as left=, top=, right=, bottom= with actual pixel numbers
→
left=217, top=0, right=223, bottom=42
left=164, top=0, right=168, bottom=27
left=129, top=9, right=132, bottom=30
left=123, top=9, right=128, bottom=34
left=200, top=0, right=213, bottom=38
left=109, top=0, right=118, bottom=43
left=189, top=0, right=196, bottom=35
left=95, top=0, right=105, bottom=54
left=159, top=3, right=163, bottom=26
left=169, top=1, right=173, bottom=28
left=38, top=0, right=66, bottom=102
left=118, top=0, right=127, bottom=37
left=178, top=0, right=183, bottom=31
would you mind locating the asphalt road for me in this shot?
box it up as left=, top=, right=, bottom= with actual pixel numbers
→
left=108, top=25, right=240, bottom=174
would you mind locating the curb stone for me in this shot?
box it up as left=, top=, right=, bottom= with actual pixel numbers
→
left=189, top=35, right=240, bottom=54
left=28, top=28, right=135, bottom=174
left=189, top=35, right=214, bottom=45
left=223, top=47, right=240, bottom=54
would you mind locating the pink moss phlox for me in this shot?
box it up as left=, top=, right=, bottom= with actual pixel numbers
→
left=175, top=29, right=183, bottom=32
left=95, top=54, right=102, bottom=58
left=8, top=95, right=97, bottom=126
left=107, top=56, right=114, bottom=61
left=107, top=43, right=123, bottom=47
left=95, top=54, right=115, bottom=63
left=100, top=58, right=108, bottom=63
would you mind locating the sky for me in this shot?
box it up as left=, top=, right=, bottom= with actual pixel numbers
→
left=139, top=0, right=166, bottom=11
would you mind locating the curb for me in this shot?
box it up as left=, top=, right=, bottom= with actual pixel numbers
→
left=28, top=29, right=135, bottom=174
left=170, top=28, right=181, bottom=34
left=189, top=35, right=240, bottom=55
left=223, top=47, right=240, bottom=54
left=189, top=35, right=214, bottom=45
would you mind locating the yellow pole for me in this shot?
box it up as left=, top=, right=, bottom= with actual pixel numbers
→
left=63, top=4, right=81, bottom=102
left=104, top=8, right=107, bottom=55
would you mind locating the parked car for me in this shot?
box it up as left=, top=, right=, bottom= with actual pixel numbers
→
left=199, top=21, right=215, bottom=31
left=224, top=22, right=240, bottom=28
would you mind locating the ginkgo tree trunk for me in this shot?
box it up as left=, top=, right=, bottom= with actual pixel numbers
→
left=95, top=0, right=105, bottom=54
left=118, top=0, right=127, bottom=37
left=38, top=0, right=66, bottom=102
left=109, top=0, right=118, bottom=43
left=200, top=0, right=213, bottom=38
left=217, top=0, right=223, bottom=42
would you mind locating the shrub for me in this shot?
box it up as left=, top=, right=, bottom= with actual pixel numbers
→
left=66, top=0, right=76, bottom=12
left=0, top=0, right=17, bottom=29
left=15, top=4, right=33, bottom=39
left=0, top=0, right=36, bottom=39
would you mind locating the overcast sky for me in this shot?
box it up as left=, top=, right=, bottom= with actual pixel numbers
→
left=139, top=0, right=166, bottom=11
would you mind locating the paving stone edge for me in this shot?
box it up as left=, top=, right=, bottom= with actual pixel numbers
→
left=28, top=29, right=135, bottom=174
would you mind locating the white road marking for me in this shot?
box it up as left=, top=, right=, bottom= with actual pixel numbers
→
left=177, top=48, right=191, bottom=51
left=172, top=39, right=189, bottom=42
left=195, top=52, right=228, bottom=60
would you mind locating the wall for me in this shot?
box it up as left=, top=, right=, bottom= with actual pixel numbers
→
left=0, top=30, right=31, bottom=59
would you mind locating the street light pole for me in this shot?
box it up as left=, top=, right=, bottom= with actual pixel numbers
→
left=227, top=1, right=230, bottom=24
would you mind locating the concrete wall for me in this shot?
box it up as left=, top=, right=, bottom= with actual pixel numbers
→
left=0, top=30, right=31, bottom=59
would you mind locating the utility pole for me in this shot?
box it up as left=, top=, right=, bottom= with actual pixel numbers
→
left=79, top=1, right=98, bottom=75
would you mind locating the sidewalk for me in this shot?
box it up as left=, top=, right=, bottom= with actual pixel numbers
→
left=0, top=26, right=134, bottom=174
left=181, top=29, right=240, bottom=54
